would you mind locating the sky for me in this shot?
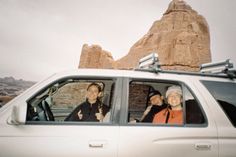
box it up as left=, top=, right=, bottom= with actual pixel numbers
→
left=0, top=0, right=235, bottom=81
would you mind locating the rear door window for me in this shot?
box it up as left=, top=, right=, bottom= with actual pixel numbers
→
left=127, top=80, right=206, bottom=126
left=201, top=80, right=236, bottom=127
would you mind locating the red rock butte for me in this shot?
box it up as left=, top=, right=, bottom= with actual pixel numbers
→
left=79, top=0, right=211, bottom=71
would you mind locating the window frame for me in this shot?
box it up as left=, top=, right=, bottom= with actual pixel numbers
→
left=200, top=80, right=236, bottom=127
left=25, top=76, right=121, bottom=126
left=122, top=78, right=208, bottom=127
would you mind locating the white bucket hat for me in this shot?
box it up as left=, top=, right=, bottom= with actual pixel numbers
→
left=166, top=85, right=182, bottom=98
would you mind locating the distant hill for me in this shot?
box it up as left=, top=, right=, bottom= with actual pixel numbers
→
left=0, top=77, right=36, bottom=106
left=0, top=76, right=36, bottom=89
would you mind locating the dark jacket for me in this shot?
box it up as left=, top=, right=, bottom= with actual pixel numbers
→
left=65, top=100, right=109, bottom=122
left=141, top=103, right=167, bottom=122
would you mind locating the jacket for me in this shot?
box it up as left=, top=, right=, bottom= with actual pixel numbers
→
left=141, top=103, right=167, bottom=122
left=152, top=108, right=183, bottom=125
left=65, top=100, right=109, bottom=122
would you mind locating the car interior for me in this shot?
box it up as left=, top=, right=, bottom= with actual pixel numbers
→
left=128, top=81, right=205, bottom=125
left=26, top=78, right=115, bottom=123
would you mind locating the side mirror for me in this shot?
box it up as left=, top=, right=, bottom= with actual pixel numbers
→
left=8, top=106, right=24, bottom=125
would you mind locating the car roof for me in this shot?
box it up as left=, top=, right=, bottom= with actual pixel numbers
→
left=47, top=68, right=236, bottom=82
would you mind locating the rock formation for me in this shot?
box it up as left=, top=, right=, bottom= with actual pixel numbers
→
left=79, top=44, right=114, bottom=69
left=79, top=0, right=211, bottom=71
left=0, top=77, right=36, bottom=106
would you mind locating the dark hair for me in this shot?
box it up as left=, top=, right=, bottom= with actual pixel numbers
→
left=148, top=90, right=162, bottom=100
left=87, top=82, right=102, bottom=92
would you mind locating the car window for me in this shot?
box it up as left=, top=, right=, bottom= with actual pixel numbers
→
left=201, top=80, right=236, bottom=127
left=183, top=85, right=205, bottom=125
left=26, top=78, right=115, bottom=124
left=127, top=81, right=206, bottom=126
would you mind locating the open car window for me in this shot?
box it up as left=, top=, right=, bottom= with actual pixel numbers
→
left=26, top=78, right=115, bottom=124
left=127, top=80, right=206, bottom=126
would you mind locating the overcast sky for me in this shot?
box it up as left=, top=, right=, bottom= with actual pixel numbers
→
left=0, top=0, right=235, bottom=81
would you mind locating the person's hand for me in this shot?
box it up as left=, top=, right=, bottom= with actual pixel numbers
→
left=77, top=110, right=83, bottom=120
left=129, top=118, right=137, bottom=123
left=95, top=111, right=104, bottom=121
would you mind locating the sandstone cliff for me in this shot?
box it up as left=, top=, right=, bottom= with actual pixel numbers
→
left=79, top=44, right=114, bottom=69
left=79, top=0, right=211, bottom=71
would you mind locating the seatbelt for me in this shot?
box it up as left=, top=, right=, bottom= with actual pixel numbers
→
left=165, top=110, right=170, bottom=123
left=42, top=101, right=49, bottom=121
left=98, top=101, right=103, bottom=122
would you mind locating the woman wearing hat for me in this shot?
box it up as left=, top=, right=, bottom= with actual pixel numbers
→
left=140, top=90, right=167, bottom=122
left=152, top=85, right=183, bottom=125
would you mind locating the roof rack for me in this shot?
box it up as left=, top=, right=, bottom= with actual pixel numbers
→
left=138, top=53, right=160, bottom=70
left=200, top=59, right=233, bottom=73
left=136, top=53, right=236, bottom=79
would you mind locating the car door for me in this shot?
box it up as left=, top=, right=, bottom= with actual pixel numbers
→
left=117, top=78, right=218, bottom=157
left=0, top=77, right=122, bottom=157
left=200, top=80, right=236, bottom=157
left=0, top=125, right=118, bottom=157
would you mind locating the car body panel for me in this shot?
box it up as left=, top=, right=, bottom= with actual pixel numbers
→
left=193, top=78, right=236, bottom=157
left=0, top=124, right=119, bottom=157
left=118, top=77, right=218, bottom=157
left=0, top=68, right=235, bottom=157
left=118, top=126, right=218, bottom=157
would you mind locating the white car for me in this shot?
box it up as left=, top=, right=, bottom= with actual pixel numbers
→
left=0, top=54, right=236, bottom=157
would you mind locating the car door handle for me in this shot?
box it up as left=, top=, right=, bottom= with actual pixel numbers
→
left=195, top=143, right=211, bottom=151
left=89, top=141, right=106, bottom=148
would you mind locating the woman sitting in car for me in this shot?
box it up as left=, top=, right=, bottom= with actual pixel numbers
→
left=153, top=85, right=183, bottom=125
